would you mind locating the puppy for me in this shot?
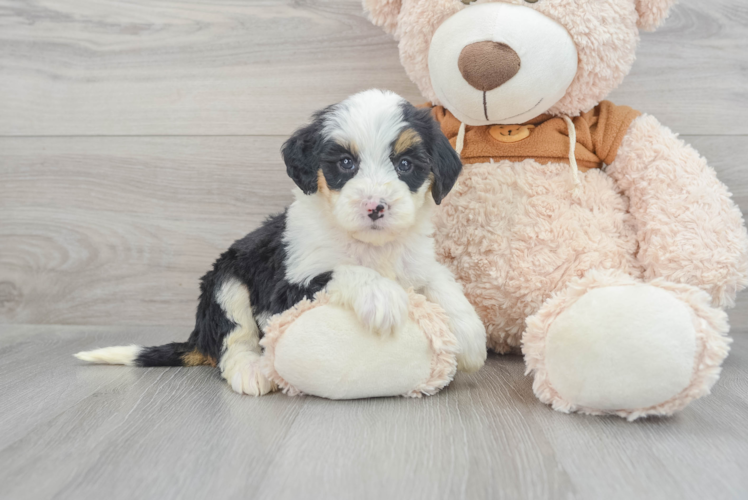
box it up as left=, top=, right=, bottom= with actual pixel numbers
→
left=75, top=89, right=487, bottom=396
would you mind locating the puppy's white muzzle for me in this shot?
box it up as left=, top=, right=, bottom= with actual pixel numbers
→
left=333, top=177, right=416, bottom=243
left=428, top=2, right=578, bottom=126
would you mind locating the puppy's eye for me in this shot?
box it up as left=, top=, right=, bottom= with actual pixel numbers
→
left=337, top=157, right=356, bottom=172
left=396, top=159, right=413, bottom=174
left=525, top=0, right=539, bottom=3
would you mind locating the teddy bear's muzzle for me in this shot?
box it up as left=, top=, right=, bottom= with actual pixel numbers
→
left=427, top=2, right=578, bottom=126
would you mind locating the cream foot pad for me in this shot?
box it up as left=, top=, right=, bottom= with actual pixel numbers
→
left=260, top=291, right=458, bottom=399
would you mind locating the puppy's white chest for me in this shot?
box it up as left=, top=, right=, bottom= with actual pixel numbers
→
left=346, top=242, right=401, bottom=281
left=350, top=240, right=434, bottom=289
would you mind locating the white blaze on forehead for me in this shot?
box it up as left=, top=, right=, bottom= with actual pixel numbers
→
left=323, top=89, right=408, bottom=181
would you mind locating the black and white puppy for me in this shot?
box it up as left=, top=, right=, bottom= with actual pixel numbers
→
left=75, top=89, right=487, bottom=395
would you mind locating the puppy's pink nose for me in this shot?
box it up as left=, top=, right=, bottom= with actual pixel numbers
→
left=366, top=200, right=387, bottom=221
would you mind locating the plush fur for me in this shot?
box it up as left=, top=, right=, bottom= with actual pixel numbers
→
left=364, top=0, right=677, bottom=119
left=434, top=156, right=643, bottom=353
left=364, top=0, right=748, bottom=418
left=75, top=89, right=487, bottom=396
left=427, top=3, right=579, bottom=125
left=260, top=290, right=458, bottom=398
left=524, top=270, right=731, bottom=420
left=607, top=115, right=748, bottom=308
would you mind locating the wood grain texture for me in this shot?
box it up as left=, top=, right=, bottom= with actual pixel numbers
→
left=2, top=135, right=747, bottom=328
left=608, top=1, right=748, bottom=135
left=0, top=0, right=421, bottom=137
left=1, top=0, right=746, bottom=136
left=0, top=136, right=294, bottom=325
left=0, top=324, right=746, bottom=500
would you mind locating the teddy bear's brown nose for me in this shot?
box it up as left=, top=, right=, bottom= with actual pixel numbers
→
left=458, top=41, right=521, bottom=92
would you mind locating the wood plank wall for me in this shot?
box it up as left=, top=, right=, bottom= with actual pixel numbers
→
left=1, top=0, right=746, bottom=329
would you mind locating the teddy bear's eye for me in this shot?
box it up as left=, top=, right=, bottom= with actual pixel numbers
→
left=525, top=0, right=539, bottom=3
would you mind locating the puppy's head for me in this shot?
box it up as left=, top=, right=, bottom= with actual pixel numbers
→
left=282, top=89, right=462, bottom=245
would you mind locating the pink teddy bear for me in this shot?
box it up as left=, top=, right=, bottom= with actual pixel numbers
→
left=365, top=0, right=748, bottom=419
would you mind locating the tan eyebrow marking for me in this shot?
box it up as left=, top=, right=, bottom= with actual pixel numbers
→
left=335, top=139, right=359, bottom=156
left=393, top=128, right=422, bottom=155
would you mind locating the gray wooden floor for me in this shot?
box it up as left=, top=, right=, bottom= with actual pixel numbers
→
left=1, top=0, right=747, bottom=499
left=0, top=325, right=747, bottom=500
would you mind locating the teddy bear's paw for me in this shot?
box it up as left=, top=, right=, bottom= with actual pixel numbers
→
left=524, top=276, right=731, bottom=419
left=353, top=279, right=409, bottom=335
left=222, top=352, right=276, bottom=396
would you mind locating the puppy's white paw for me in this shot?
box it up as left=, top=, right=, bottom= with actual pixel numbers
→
left=223, top=353, right=275, bottom=396
left=457, top=349, right=487, bottom=374
left=354, top=279, right=409, bottom=335
left=453, top=313, right=488, bottom=373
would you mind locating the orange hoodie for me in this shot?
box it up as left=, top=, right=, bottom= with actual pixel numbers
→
left=432, top=101, right=641, bottom=172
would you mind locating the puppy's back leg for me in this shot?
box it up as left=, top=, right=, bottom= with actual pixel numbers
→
left=215, top=277, right=276, bottom=396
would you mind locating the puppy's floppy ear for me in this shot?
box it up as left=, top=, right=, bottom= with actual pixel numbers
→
left=635, top=0, right=677, bottom=31
left=430, top=125, right=463, bottom=205
left=363, top=0, right=402, bottom=35
left=281, top=111, right=327, bottom=195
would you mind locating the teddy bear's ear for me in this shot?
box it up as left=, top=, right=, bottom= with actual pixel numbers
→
left=636, top=0, right=677, bottom=31
left=363, top=0, right=403, bottom=35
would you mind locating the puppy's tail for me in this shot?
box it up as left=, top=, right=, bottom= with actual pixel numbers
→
left=74, top=342, right=216, bottom=367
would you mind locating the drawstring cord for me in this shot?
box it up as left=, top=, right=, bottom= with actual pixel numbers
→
left=562, top=115, right=580, bottom=190
left=454, top=117, right=580, bottom=191
left=455, top=121, right=467, bottom=156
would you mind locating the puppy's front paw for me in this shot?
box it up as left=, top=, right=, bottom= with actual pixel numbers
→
left=457, top=349, right=487, bottom=374
left=454, top=313, right=487, bottom=373
left=223, top=353, right=276, bottom=396
left=354, top=279, right=409, bottom=335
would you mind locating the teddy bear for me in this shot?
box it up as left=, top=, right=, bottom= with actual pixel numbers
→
left=363, top=0, right=748, bottom=419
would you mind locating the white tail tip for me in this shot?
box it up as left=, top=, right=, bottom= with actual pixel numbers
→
left=74, top=345, right=142, bottom=366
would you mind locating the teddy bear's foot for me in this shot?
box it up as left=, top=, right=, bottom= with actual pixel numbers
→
left=523, top=270, right=731, bottom=420
left=260, top=291, right=458, bottom=400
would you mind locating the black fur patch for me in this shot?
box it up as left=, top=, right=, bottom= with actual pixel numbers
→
left=319, top=142, right=360, bottom=191
left=398, top=102, right=463, bottom=205
left=136, top=211, right=332, bottom=367
left=136, top=342, right=192, bottom=367
left=389, top=130, right=431, bottom=194
left=281, top=105, right=334, bottom=195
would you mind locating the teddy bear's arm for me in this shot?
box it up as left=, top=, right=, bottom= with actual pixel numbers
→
left=606, top=114, right=748, bottom=307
